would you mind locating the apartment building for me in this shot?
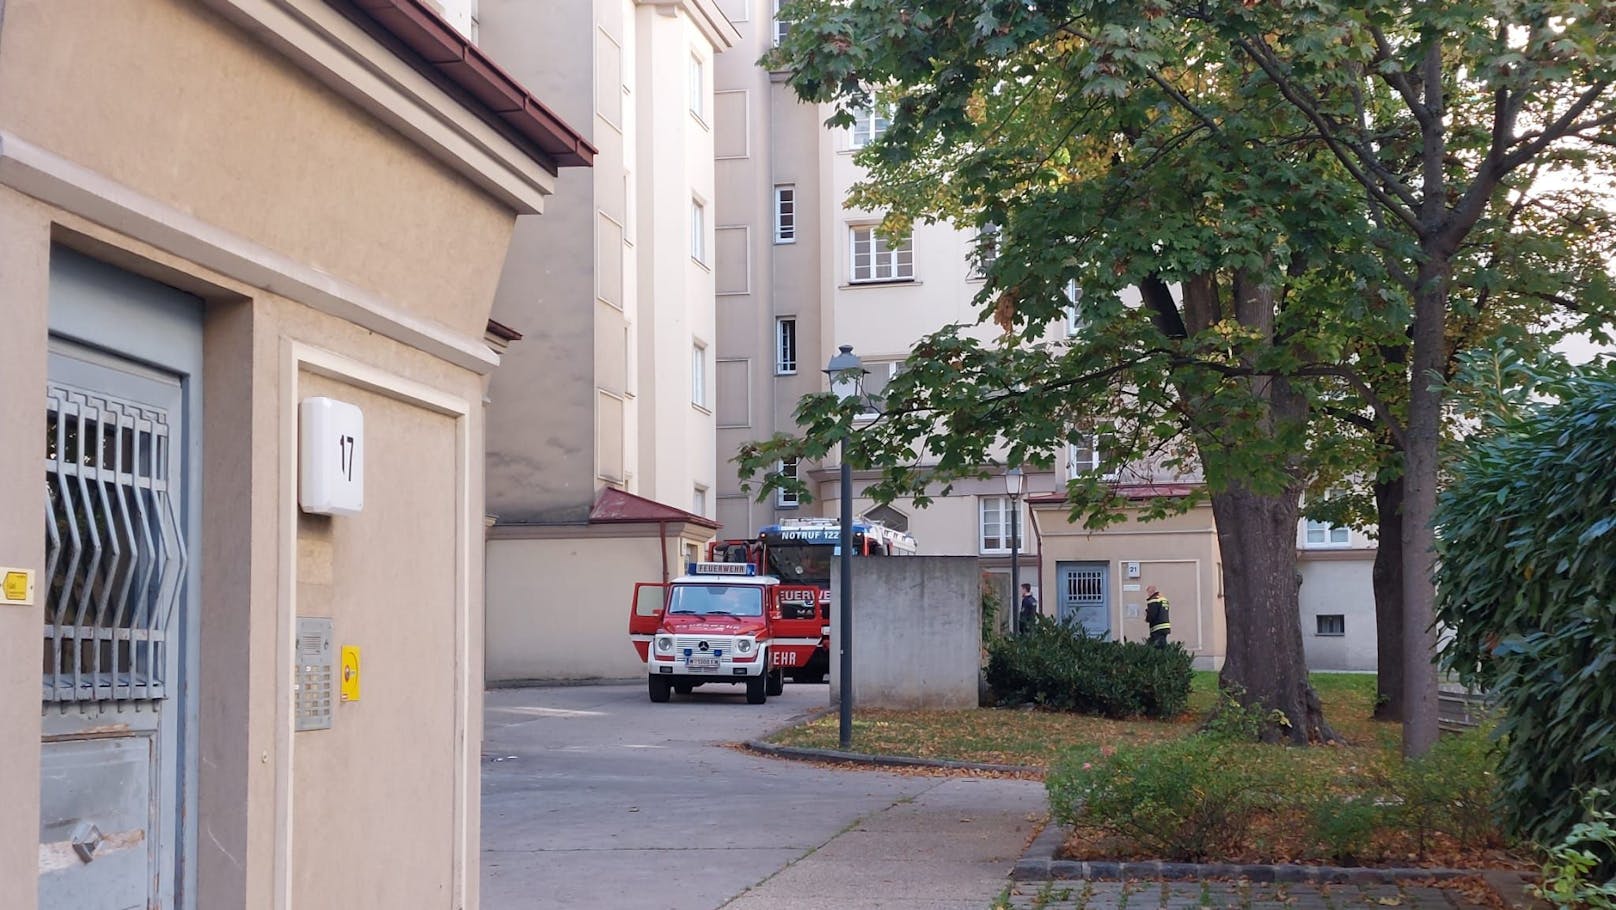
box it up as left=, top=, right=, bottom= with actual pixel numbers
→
left=479, top=0, right=739, bottom=683
left=0, top=0, right=590, bottom=906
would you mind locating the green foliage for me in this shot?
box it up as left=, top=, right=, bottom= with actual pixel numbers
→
left=1048, top=736, right=1295, bottom=862
left=1536, top=791, right=1616, bottom=909
left=980, top=575, right=1002, bottom=646
left=1048, top=728, right=1505, bottom=865
left=1435, top=364, right=1616, bottom=855
left=1382, top=728, right=1507, bottom=855
left=985, top=615, right=1191, bottom=719
left=1202, top=684, right=1294, bottom=742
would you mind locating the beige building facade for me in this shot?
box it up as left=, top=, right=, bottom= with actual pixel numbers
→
left=0, top=1, right=588, bottom=907
left=479, top=0, right=738, bottom=683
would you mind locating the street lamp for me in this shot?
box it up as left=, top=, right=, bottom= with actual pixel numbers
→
left=1006, top=466, right=1025, bottom=635
left=824, top=344, right=865, bottom=750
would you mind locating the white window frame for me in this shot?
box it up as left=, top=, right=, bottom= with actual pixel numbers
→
left=849, top=224, right=913, bottom=283
left=689, top=53, right=705, bottom=120
left=858, top=361, right=901, bottom=418
left=776, top=458, right=800, bottom=508
left=850, top=103, right=891, bottom=148
left=774, top=184, right=797, bottom=244
left=971, top=223, right=1000, bottom=279
left=773, top=0, right=790, bottom=47
left=691, top=198, right=706, bottom=264
left=1064, top=280, right=1085, bottom=336
left=1304, top=519, right=1351, bottom=547
left=693, top=485, right=708, bottom=517
left=691, top=342, right=708, bottom=409
left=775, top=317, right=798, bottom=375
left=979, top=495, right=1022, bottom=554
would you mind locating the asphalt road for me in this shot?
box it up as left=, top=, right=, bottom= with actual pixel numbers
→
left=479, top=681, right=945, bottom=910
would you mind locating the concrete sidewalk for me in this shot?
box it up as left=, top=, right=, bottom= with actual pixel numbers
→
left=719, top=775, right=1048, bottom=910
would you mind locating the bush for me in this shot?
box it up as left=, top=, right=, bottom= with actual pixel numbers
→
left=1384, top=727, right=1505, bottom=853
left=985, top=615, right=1193, bottom=718
left=1536, top=790, right=1616, bottom=909
left=1048, top=736, right=1294, bottom=861
left=1436, top=364, right=1616, bottom=866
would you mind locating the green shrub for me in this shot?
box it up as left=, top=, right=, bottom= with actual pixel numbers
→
left=1047, top=736, right=1292, bottom=861
left=1384, top=727, right=1505, bottom=854
left=1536, top=790, right=1616, bottom=910
left=1436, top=364, right=1616, bottom=866
left=1306, top=795, right=1389, bottom=865
left=985, top=615, right=1193, bottom=719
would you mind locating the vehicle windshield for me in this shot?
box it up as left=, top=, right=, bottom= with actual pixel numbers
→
left=667, top=584, right=763, bottom=617
left=765, top=545, right=833, bottom=587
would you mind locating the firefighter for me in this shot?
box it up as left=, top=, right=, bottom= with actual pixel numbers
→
left=1145, top=586, right=1171, bottom=649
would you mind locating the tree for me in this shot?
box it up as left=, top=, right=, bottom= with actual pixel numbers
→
left=758, top=0, right=1616, bottom=754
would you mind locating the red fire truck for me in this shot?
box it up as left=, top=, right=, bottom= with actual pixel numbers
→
left=705, top=518, right=917, bottom=684
left=628, top=562, right=824, bottom=704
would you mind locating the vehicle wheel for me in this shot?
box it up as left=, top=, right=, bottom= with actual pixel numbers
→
left=673, top=682, right=694, bottom=695
left=745, top=673, right=767, bottom=705
left=766, top=669, right=784, bottom=697
left=648, top=675, right=671, bottom=703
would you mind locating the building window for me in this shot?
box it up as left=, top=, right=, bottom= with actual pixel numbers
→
left=1316, top=614, right=1345, bottom=636
left=971, top=224, right=1000, bottom=278
left=1064, top=280, right=1085, bottom=336
left=850, top=104, right=891, bottom=148
left=773, top=0, right=790, bottom=46
left=692, top=343, right=707, bottom=408
left=979, top=496, right=1021, bottom=554
left=689, top=54, right=705, bottom=119
left=691, top=198, right=706, bottom=264
left=776, top=458, right=799, bottom=507
left=693, top=486, right=708, bottom=516
left=859, top=361, right=902, bottom=417
left=774, top=185, right=796, bottom=243
left=1068, top=435, right=1101, bottom=474
left=775, top=317, right=797, bottom=375
left=849, top=225, right=913, bottom=283
left=1304, top=518, right=1350, bottom=546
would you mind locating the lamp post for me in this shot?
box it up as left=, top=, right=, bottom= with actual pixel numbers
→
left=825, top=344, right=865, bottom=750
left=1006, top=466, right=1025, bottom=635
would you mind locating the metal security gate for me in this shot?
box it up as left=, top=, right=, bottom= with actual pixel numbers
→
left=40, top=249, right=202, bottom=910
left=1057, top=562, right=1110, bottom=638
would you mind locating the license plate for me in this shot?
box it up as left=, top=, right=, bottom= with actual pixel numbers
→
left=685, top=655, right=719, bottom=670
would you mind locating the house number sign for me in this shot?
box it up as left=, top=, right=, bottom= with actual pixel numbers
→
left=299, top=397, right=365, bottom=516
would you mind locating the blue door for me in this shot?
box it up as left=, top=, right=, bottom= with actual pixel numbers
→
left=40, top=249, right=202, bottom=909
left=1057, top=562, right=1110, bottom=638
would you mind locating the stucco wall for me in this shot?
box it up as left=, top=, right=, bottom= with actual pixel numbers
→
left=831, top=556, right=981, bottom=709
left=487, top=531, right=707, bottom=682
left=0, top=1, right=521, bottom=905
left=1299, top=553, right=1378, bottom=672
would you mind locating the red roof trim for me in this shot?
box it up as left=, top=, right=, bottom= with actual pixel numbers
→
left=345, top=0, right=596, bottom=168
left=589, top=487, right=720, bottom=529
left=485, top=318, right=523, bottom=342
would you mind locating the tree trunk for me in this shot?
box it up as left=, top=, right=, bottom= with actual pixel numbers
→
left=1401, top=258, right=1446, bottom=758
left=1371, top=472, right=1405, bottom=722
left=1212, top=485, right=1340, bottom=744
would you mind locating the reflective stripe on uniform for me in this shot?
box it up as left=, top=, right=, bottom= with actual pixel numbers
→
left=1149, top=623, right=1171, bottom=633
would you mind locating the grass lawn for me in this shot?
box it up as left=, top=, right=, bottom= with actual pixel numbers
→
left=768, top=671, right=1394, bottom=768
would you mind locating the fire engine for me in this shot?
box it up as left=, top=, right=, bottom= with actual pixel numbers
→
left=628, top=562, right=824, bottom=704
left=705, top=518, right=917, bottom=683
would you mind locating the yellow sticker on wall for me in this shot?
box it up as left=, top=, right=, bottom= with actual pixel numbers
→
left=340, top=645, right=361, bottom=702
left=2, top=568, right=35, bottom=605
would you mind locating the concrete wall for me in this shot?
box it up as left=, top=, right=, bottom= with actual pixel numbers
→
left=831, top=556, right=980, bottom=709
left=1299, top=551, right=1378, bottom=671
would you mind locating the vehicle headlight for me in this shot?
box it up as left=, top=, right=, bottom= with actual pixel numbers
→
left=736, top=638, right=752, bottom=654
left=656, top=636, right=673, bottom=652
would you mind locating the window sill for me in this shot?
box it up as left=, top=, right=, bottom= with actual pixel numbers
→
left=1314, top=632, right=1346, bottom=638
left=842, top=279, right=920, bottom=289
left=775, top=369, right=798, bottom=377
left=774, top=237, right=797, bottom=245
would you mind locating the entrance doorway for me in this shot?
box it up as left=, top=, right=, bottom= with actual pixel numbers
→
left=1057, top=561, right=1110, bottom=638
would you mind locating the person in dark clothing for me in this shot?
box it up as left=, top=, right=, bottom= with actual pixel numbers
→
left=1145, top=586, right=1171, bottom=649
left=1018, top=583, right=1038, bottom=628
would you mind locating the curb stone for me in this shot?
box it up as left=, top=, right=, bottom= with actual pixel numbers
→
left=1012, top=819, right=1542, bottom=902
left=741, top=739, right=1039, bottom=774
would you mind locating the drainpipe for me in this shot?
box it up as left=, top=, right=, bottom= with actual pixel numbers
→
left=659, top=519, right=670, bottom=581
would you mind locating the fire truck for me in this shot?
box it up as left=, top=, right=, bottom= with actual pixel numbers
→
left=628, top=562, right=824, bottom=704
left=705, top=518, right=917, bottom=683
